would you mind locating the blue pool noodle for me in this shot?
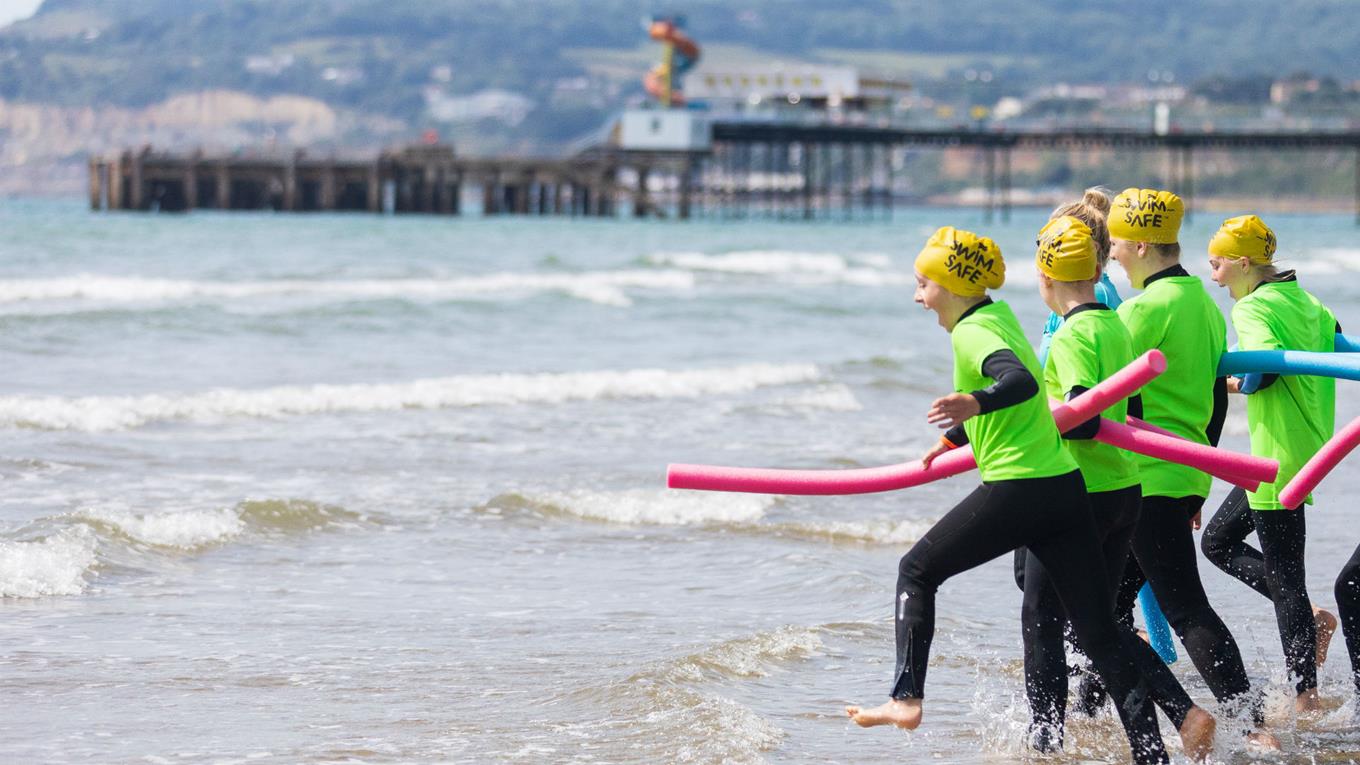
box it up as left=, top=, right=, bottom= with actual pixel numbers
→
left=1336, top=333, right=1360, bottom=353
left=1226, top=344, right=1263, bottom=394
left=1138, top=583, right=1177, bottom=664
left=1218, top=350, right=1360, bottom=381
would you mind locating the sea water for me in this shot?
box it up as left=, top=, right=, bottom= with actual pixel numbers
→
left=3, top=198, right=1360, bottom=763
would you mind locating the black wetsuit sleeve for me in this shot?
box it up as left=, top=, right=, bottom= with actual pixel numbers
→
left=1061, top=385, right=1100, bottom=440
left=938, top=350, right=1038, bottom=448
left=1127, top=394, right=1143, bottom=421
left=944, top=423, right=967, bottom=446
left=971, top=350, right=1039, bottom=414
left=1251, top=373, right=1280, bottom=392
left=1206, top=376, right=1228, bottom=448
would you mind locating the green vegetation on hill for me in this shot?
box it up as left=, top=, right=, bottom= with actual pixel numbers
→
left=3, top=0, right=1359, bottom=149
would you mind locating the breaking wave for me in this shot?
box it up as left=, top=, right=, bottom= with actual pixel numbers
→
left=0, top=270, right=696, bottom=311
left=0, top=362, right=823, bottom=431
left=646, top=250, right=910, bottom=287
left=0, top=499, right=365, bottom=599
left=483, top=489, right=777, bottom=527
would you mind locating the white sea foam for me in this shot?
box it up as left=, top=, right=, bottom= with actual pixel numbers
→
left=771, top=517, right=938, bottom=545
left=530, top=489, right=776, bottom=526
left=1296, top=248, right=1360, bottom=276
left=647, top=250, right=910, bottom=287
left=666, top=625, right=825, bottom=681
left=0, top=499, right=356, bottom=599
left=772, top=383, right=862, bottom=412
left=0, top=362, right=822, bottom=431
left=0, top=527, right=98, bottom=598
left=650, top=250, right=855, bottom=275
left=616, top=627, right=803, bottom=761
left=635, top=689, right=783, bottom=764
left=0, top=270, right=696, bottom=311
left=79, top=506, right=246, bottom=549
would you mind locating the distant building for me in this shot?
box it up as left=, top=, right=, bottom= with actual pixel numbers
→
left=1270, top=75, right=1360, bottom=105
left=685, top=64, right=909, bottom=111
left=1115, top=85, right=1188, bottom=106
left=616, top=111, right=710, bottom=151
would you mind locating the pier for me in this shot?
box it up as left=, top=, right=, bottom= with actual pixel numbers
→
left=90, top=121, right=1360, bottom=222
left=87, top=143, right=675, bottom=218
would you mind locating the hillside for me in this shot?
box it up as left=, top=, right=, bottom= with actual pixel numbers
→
left=2, top=0, right=1358, bottom=196
left=5, top=1, right=1359, bottom=137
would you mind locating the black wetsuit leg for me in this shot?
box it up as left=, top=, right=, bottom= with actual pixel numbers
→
left=1073, top=552, right=1146, bottom=716
left=1334, top=544, right=1360, bottom=701
left=1022, top=486, right=1193, bottom=749
left=893, top=471, right=1168, bottom=764
left=1202, top=487, right=1317, bottom=694
left=1132, top=495, right=1263, bottom=727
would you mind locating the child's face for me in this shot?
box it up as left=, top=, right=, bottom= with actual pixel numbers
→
left=913, top=272, right=950, bottom=327
left=1109, top=238, right=1146, bottom=288
left=1206, top=256, right=1233, bottom=287
left=1208, top=255, right=1251, bottom=297
left=1109, top=238, right=1137, bottom=274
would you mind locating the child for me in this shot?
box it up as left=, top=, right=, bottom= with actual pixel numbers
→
left=1200, top=214, right=1339, bottom=713
left=846, top=226, right=1169, bottom=765
left=1021, top=211, right=1215, bottom=759
left=1107, top=189, right=1276, bottom=748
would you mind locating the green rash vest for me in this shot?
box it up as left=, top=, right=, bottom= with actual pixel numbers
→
left=1233, top=280, right=1336, bottom=509
left=1116, top=275, right=1227, bottom=499
left=1043, top=308, right=1141, bottom=493
left=951, top=300, right=1077, bottom=482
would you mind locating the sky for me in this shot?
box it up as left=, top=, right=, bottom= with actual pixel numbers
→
left=0, top=0, right=42, bottom=28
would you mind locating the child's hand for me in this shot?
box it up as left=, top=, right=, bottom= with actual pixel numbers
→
left=921, top=437, right=954, bottom=468
left=926, top=393, right=980, bottom=430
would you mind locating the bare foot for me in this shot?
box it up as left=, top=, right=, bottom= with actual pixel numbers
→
left=846, top=698, right=923, bottom=729
left=1315, top=607, right=1338, bottom=666
left=1296, top=687, right=1323, bottom=713
left=1246, top=730, right=1282, bottom=751
left=1178, top=706, right=1216, bottom=762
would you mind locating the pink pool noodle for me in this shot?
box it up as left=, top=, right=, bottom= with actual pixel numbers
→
left=1278, top=416, right=1360, bottom=509
left=666, top=350, right=1166, bottom=495
left=1127, top=416, right=1176, bottom=438
left=1097, top=418, right=1276, bottom=487
left=1127, top=416, right=1263, bottom=491
left=667, top=447, right=980, bottom=495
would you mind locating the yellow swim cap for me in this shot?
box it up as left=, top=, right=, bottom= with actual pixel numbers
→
left=1035, top=216, right=1098, bottom=282
left=1108, top=188, right=1183, bottom=244
left=1208, top=214, right=1277, bottom=265
left=915, top=226, right=1004, bottom=297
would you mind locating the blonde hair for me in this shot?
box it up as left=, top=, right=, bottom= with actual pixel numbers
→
left=1050, top=188, right=1112, bottom=266
left=1255, top=261, right=1286, bottom=282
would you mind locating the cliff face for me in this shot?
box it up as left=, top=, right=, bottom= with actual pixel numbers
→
left=0, top=90, right=406, bottom=195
